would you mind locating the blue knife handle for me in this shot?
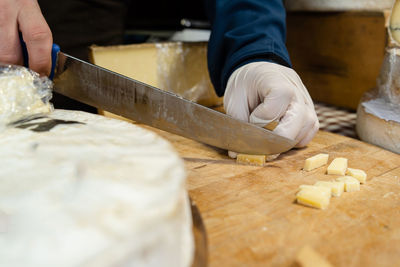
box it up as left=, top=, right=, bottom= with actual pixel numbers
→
left=49, top=43, right=60, bottom=80
left=19, top=33, right=60, bottom=80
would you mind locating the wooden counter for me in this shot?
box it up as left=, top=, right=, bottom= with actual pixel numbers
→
left=148, top=127, right=400, bottom=266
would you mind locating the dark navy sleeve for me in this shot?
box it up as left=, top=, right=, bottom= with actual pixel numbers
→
left=205, top=0, right=291, bottom=96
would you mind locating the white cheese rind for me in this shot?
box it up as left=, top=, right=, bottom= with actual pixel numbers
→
left=0, top=110, right=193, bottom=267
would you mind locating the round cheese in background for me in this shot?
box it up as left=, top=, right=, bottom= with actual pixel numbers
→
left=0, top=110, right=194, bottom=267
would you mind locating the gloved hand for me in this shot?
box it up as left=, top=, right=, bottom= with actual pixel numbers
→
left=0, top=0, right=52, bottom=76
left=224, top=62, right=319, bottom=158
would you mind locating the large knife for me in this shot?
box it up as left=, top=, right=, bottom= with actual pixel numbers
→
left=51, top=48, right=296, bottom=155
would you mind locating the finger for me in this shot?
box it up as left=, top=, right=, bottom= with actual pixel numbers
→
left=224, top=68, right=250, bottom=122
left=291, top=108, right=318, bottom=146
left=296, top=120, right=319, bottom=148
left=249, top=78, right=294, bottom=127
left=18, top=0, right=52, bottom=76
left=0, top=1, right=23, bottom=65
left=273, top=101, right=306, bottom=143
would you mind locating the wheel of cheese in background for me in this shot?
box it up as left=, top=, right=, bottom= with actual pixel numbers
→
left=0, top=110, right=194, bottom=267
left=356, top=97, right=400, bottom=154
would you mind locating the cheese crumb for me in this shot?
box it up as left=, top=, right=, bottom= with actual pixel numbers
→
left=336, top=176, right=360, bottom=192
left=346, top=168, right=367, bottom=184
left=303, top=153, right=329, bottom=171
left=327, top=157, right=348, bottom=175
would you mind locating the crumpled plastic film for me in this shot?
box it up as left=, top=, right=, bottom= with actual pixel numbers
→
left=155, top=42, right=223, bottom=107
left=0, top=64, right=53, bottom=127
left=375, top=48, right=400, bottom=104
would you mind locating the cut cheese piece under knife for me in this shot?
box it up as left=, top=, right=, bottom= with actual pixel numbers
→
left=314, top=181, right=345, bottom=197
left=336, top=176, right=360, bottom=192
left=296, top=186, right=331, bottom=209
left=346, top=168, right=367, bottom=184
left=303, top=153, right=329, bottom=171
left=236, top=154, right=266, bottom=166
left=327, top=157, right=348, bottom=175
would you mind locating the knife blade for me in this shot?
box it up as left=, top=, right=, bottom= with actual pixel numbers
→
left=52, top=52, right=296, bottom=155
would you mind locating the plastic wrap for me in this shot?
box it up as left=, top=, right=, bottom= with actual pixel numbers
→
left=0, top=64, right=53, bottom=128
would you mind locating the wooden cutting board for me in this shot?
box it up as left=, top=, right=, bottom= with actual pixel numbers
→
left=144, top=126, right=400, bottom=267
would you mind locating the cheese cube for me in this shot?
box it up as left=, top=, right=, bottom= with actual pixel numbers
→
left=327, top=157, right=348, bottom=175
left=236, top=154, right=265, bottom=166
left=295, top=246, right=333, bottom=267
left=296, top=187, right=330, bottom=210
left=314, top=181, right=345, bottom=197
left=346, top=168, right=367, bottom=184
left=336, top=176, right=360, bottom=192
left=299, top=185, right=331, bottom=199
left=303, top=153, right=329, bottom=171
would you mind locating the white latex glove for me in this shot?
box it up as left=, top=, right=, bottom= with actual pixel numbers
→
left=224, top=62, right=319, bottom=157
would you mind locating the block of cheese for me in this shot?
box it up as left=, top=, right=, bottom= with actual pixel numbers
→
left=303, top=153, right=329, bottom=171
left=314, top=181, right=345, bottom=197
left=346, top=168, right=367, bottom=184
left=237, top=154, right=266, bottom=166
left=336, top=176, right=361, bottom=192
left=0, top=110, right=194, bottom=267
left=327, top=157, right=348, bottom=175
left=296, top=186, right=331, bottom=209
left=90, top=42, right=222, bottom=107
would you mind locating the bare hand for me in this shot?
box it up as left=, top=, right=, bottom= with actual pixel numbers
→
left=0, top=0, right=52, bottom=76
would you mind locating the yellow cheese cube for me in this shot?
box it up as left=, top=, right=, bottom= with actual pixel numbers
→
left=299, top=185, right=331, bottom=199
left=314, top=181, right=344, bottom=197
left=327, top=157, right=348, bottom=175
left=303, top=153, right=329, bottom=171
left=336, top=176, right=360, bottom=192
left=296, top=187, right=330, bottom=209
left=295, top=246, right=333, bottom=267
left=346, top=168, right=367, bottom=184
left=236, top=154, right=266, bottom=166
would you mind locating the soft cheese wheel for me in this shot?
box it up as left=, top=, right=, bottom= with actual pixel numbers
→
left=0, top=110, right=193, bottom=267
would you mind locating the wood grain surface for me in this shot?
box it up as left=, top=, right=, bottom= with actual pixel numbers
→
left=144, top=126, right=400, bottom=267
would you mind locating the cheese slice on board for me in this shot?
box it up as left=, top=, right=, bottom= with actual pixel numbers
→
left=0, top=110, right=193, bottom=267
left=327, top=157, right=348, bottom=175
left=346, top=168, right=367, bottom=184
left=314, top=181, right=345, bottom=197
left=303, top=153, right=329, bottom=171
left=296, top=186, right=331, bottom=210
left=336, top=176, right=360, bottom=192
